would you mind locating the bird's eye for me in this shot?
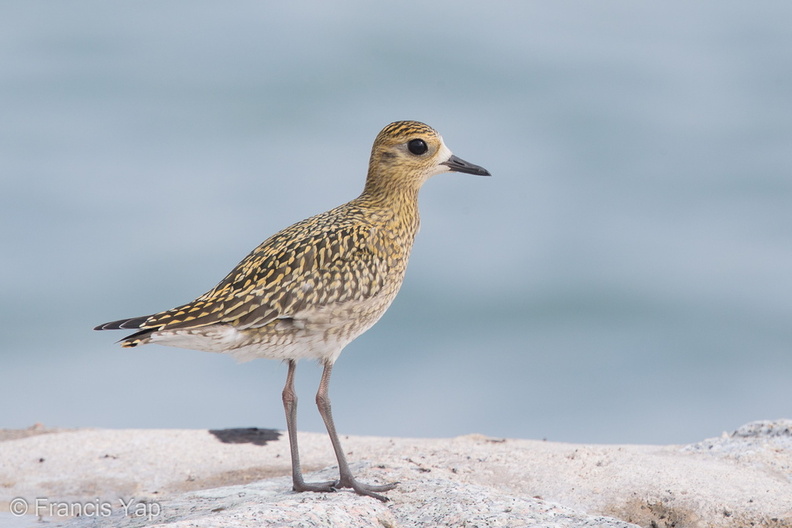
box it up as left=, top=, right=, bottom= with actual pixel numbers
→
left=407, top=139, right=428, bottom=155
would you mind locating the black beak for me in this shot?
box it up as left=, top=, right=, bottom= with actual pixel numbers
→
left=442, top=154, right=491, bottom=176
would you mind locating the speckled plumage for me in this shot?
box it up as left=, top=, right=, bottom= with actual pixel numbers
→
left=100, top=199, right=412, bottom=363
left=95, top=120, right=489, bottom=501
left=97, top=121, right=487, bottom=364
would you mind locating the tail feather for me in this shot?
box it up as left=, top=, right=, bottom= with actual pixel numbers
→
left=94, top=315, right=160, bottom=348
left=117, top=327, right=157, bottom=348
left=94, top=315, right=152, bottom=331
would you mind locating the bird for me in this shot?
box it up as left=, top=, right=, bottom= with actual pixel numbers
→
left=95, top=120, right=490, bottom=501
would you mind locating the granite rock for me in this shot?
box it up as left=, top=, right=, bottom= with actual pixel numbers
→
left=1, top=420, right=790, bottom=527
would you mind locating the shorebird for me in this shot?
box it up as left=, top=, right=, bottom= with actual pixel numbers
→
left=95, top=120, right=490, bottom=501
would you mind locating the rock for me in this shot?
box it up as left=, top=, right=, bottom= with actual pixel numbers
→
left=1, top=421, right=790, bottom=527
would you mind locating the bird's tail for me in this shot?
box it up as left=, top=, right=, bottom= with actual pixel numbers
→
left=94, top=315, right=156, bottom=348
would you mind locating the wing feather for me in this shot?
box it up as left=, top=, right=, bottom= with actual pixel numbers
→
left=107, top=206, right=393, bottom=335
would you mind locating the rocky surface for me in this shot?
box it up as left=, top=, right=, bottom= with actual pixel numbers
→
left=1, top=420, right=790, bottom=527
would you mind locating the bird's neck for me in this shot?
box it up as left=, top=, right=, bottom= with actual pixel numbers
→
left=358, top=171, right=422, bottom=240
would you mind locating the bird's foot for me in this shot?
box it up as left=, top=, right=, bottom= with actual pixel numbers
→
left=337, top=476, right=398, bottom=502
left=292, top=479, right=339, bottom=494
left=293, top=476, right=397, bottom=502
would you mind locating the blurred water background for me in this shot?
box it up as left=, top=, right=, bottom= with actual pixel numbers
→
left=1, top=1, right=791, bottom=445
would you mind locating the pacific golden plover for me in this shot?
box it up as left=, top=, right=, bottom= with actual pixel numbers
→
left=95, top=120, right=490, bottom=501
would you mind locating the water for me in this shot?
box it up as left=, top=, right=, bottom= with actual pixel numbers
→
left=1, top=1, right=791, bottom=445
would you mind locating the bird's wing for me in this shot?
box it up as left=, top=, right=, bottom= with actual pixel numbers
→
left=131, top=213, right=393, bottom=333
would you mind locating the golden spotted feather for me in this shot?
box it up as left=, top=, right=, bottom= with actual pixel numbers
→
left=98, top=197, right=417, bottom=357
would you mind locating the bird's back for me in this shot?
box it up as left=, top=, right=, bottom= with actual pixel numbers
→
left=99, top=194, right=420, bottom=363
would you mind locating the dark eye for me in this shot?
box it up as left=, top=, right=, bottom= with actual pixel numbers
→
left=407, top=139, right=428, bottom=155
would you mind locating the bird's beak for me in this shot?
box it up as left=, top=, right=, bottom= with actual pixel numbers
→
left=442, top=154, right=491, bottom=176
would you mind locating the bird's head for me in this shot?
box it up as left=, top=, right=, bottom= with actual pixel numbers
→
left=364, top=120, right=490, bottom=197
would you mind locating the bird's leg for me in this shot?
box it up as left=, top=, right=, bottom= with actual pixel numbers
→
left=282, top=359, right=336, bottom=493
left=314, top=360, right=398, bottom=502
